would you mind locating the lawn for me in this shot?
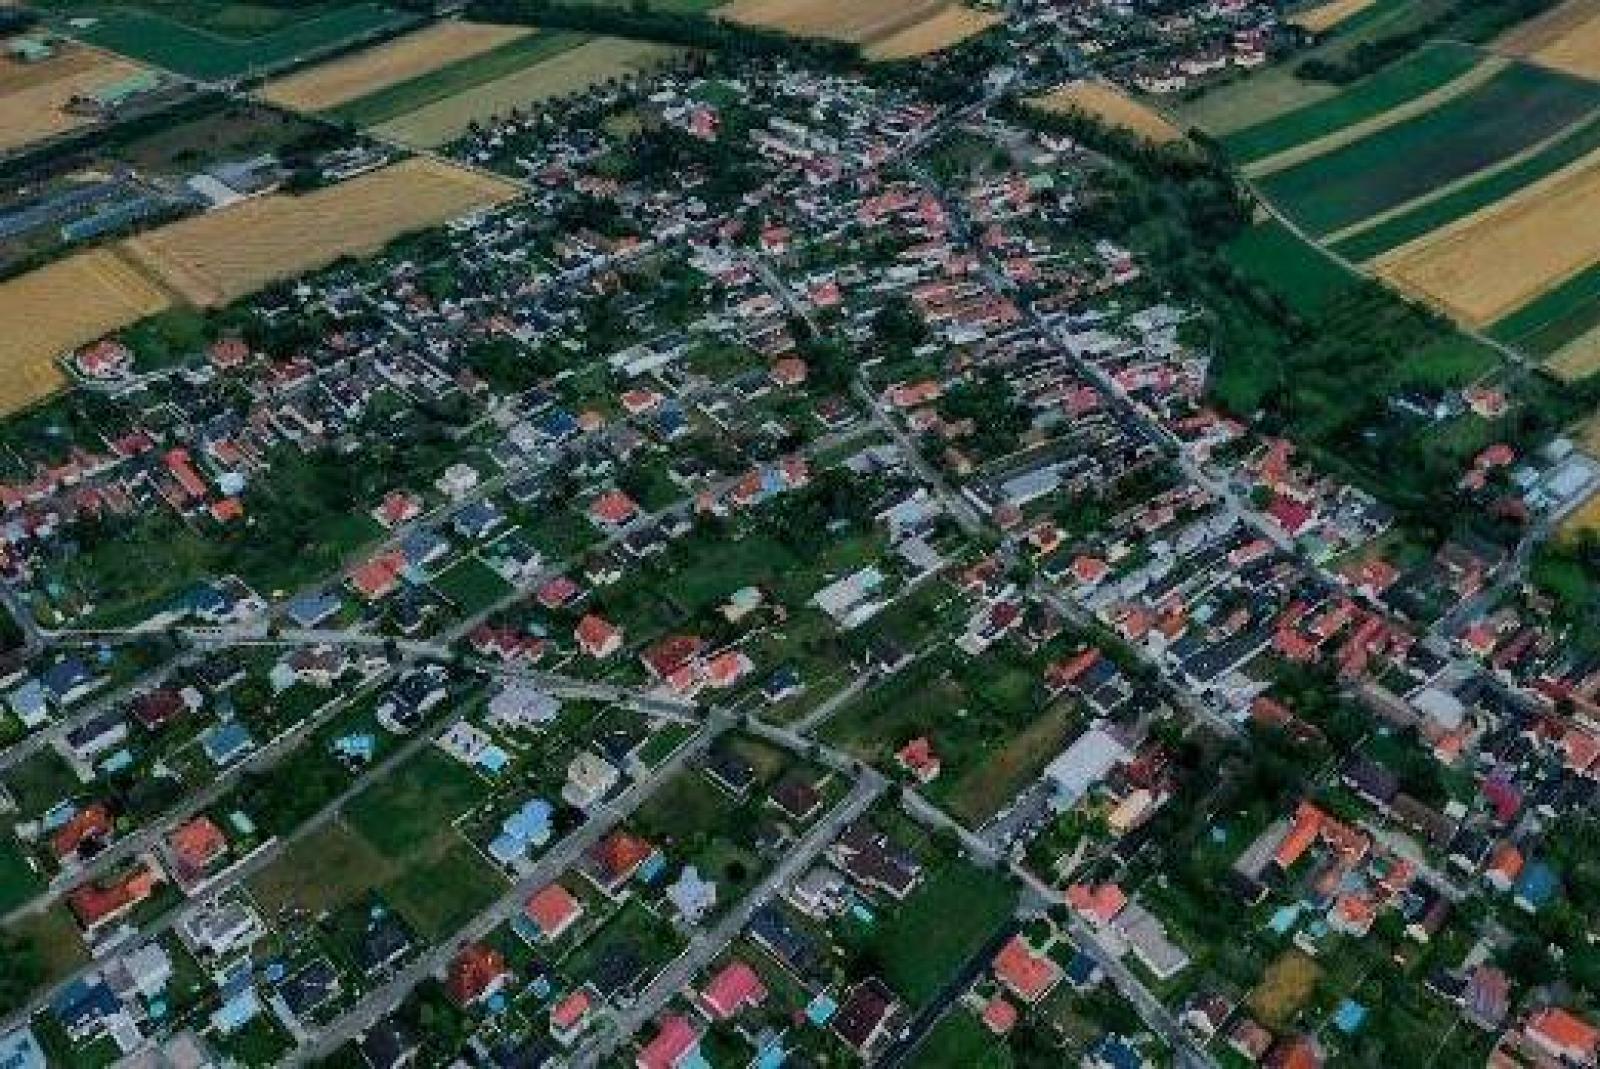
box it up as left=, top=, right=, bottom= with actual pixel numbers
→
left=937, top=702, right=1080, bottom=828
left=914, top=1007, right=1009, bottom=1067
left=1219, top=43, right=1481, bottom=164
left=3, top=748, right=83, bottom=817
left=430, top=555, right=513, bottom=617
left=329, top=30, right=589, bottom=127
left=1223, top=220, right=1360, bottom=316
left=343, top=747, right=489, bottom=859
left=46, top=1, right=416, bottom=79
left=247, top=821, right=395, bottom=917
left=860, top=861, right=1017, bottom=1006
left=1332, top=112, right=1600, bottom=260
left=0, top=836, right=45, bottom=913
left=1257, top=62, right=1600, bottom=235
left=1248, top=949, right=1322, bottom=1029
left=380, top=839, right=505, bottom=940
left=558, top=897, right=684, bottom=993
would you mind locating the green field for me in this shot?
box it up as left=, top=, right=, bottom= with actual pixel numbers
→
left=1490, top=263, right=1600, bottom=359
left=1220, top=43, right=1480, bottom=164
left=1224, top=219, right=1360, bottom=316
left=0, top=837, right=44, bottom=914
left=860, top=861, right=1016, bottom=1006
left=1257, top=62, right=1600, bottom=235
left=329, top=30, right=589, bottom=127
left=45, top=1, right=413, bottom=79
left=344, top=748, right=488, bottom=859
left=1332, top=113, right=1600, bottom=260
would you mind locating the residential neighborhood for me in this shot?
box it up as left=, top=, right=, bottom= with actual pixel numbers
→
left=0, top=0, right=1598, bottom=1067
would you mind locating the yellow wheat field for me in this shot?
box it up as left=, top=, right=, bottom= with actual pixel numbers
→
left=0, top=249, right=172, bottom=414
left=864, top=5, right=1001, bottom=58
left=0, top=46, right=149, bottom=153
left=722, top=0, right=992, bottom=53
left=1375, top=149, right=1600, bottom=327
left=261, top=22, right=533, bottom=112
left=1288, top=0, right=1378, bottom=32
left=371, top=37, right=678, bottom=147
left=1029, top=82, right=1185, bottom=145
left=119, top=158, right=520, bottom=306
left=1499, top=0, right=1600, bottom=79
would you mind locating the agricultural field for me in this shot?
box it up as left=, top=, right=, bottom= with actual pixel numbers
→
left=1373, top=148, right=1600, bottom=327
left=1254, top=61, right=1600, bottom=236
left=0, top=247, right=171, bottom=415
left=36, top=0, right=415, bottom=80
left=260, top=21, right=533, bottom=113
left=370, top=37, right=678, bottom=147
left=1028, top=81, right=1185, bottom=145
left=1330, top=111, right=1600, bottom=259
left=1499, top=263, right=1600, bottom=380
left=1224, top=219, right=1360, bottom=316
left=117, top=157, right=520, bottom=305
left=1217, top=43, right=1482, bottom=165
left=326, top=29, right=589, bottom=129
left=1175, top=0, right=1463, bottom=134
left=0, top=44, right=150, bottom=154
left=863, top=5, right=1002, bottom=59
left=1498, top=0, right=1600, bottom=80
left=721, top=0, right=996, bottom=57
left=1288, top=0, right=1380, bottom=32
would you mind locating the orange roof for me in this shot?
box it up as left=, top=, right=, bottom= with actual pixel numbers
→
left=551, top=989, right=591, bottom=1030
left=993, top=935, right=1062, bottom=1003
left=1528, top=1007, right=1600, bottom=1057
left=168, top=816, right=226, bottom=872
left=982, top=996, right=1019, bottom=1034
left=525, top=883, right=582, bottom=938
left=700, top=960, right=767, bottom=1020
left=52, top=803, right=113, bottom=859
left=1274, top=801, right=1324, bottom=870
left=1066, top=882, right=1127, bottom=925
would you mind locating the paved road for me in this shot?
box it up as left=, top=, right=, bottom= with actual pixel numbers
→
left=572, top=771, right=886, bottom=1066
left=286, top=709, right=735, bottom=1063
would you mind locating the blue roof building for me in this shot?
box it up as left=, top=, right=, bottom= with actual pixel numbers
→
left=1515, top=861, right=1560, bottom=912
left=203, top=721, right=254, bottom=767
left=0, top=1027, right=47, bottom=1069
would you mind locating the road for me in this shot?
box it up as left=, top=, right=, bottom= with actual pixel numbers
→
left=572, top=770, right=886, bottom=1066
left=286, top=709, right=735, bottom=1063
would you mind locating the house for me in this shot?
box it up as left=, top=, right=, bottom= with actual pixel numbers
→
left=1523, top=1007, right=1599, bottom=1066
left=487, top=798, right=554, bottom=866
left=549, top=989, right=593, bottom=1046
left=177, top=900, right=265, bottom=958
left=829, top=821, right=922, bottom=899
left=699, top=960, right=767, bottom=1020
left=787, top=864, right=851, bottom=919
left=52, top=803, right=114, bottom=862
left=666, top=866, right=717, bottom=925
left=0, top=1027, right=46, bottom=1069
left=358, top=1021, right=419, bottom=1069
left=487, top=684, right=560, bottom=733
left=1514, top=861, right=1559, bottom=912
left=993, top=934, right=1062, bottom=1004
left=523, top=883, right=584, bottom=942
left=584, top=830, right=656, bottom=894
left=562, top=752, right=620, bottom=810
left=65, top=711, right=128, bottom=762
left=68, top=861, right=162, bottom=933
left=588, top=490, right=641, bottom=529
left=830, top=978, right=902, bottom=1059
left=576, top=614, right=623, bottom=659
left=43, top=659, right=103, bottom=705
left=166, top=816, right=228, bottom=884
left=446, top=943, right=509, bottom=1007
left=636, top=1015, right=699, bottom=1069
left=895, top=736, right=941, bottom=783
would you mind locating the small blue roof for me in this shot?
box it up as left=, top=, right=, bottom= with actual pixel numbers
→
left=1088, top=1036, right=1144, bottom=1069
left=1516, top=861, right=1560, bottom=908
left=1334, top=999, right=1368, bottom=1034
left=805, top=993, right=837, bottom=1025
left=204, top=721, right=254, bottom=765
left=52, top=978, right=117, bottom=1030
left=285, top=589, right=341, bottom=627
left=41, top=659, right=92, bottom=697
